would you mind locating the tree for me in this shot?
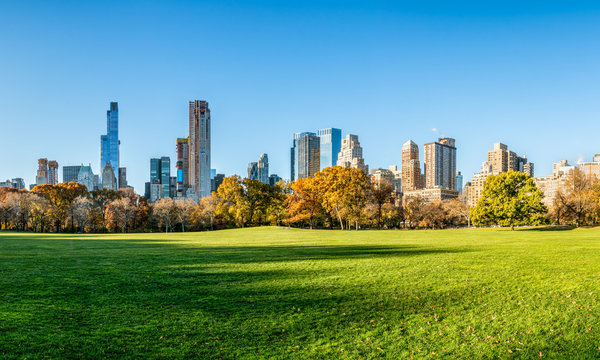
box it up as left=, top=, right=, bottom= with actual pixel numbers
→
left=216, top=176, right=248, bottom=227
left=287, top=177, right=324, bottom=229
left=241, top=178, right=273, bottom=226
left=421, top=201, right=448, bottom=229
left=404, top=196, right=425, bottom=229
left=108, top=197, right=136, bottom=233
left=72, top=196, right=92, bottom=232
left=90, top=189, right=121, bottom=232
left=470, top=171, right=547, bottom=230
left=370, top=178, right=395, bottom=229
left=175, top=199, right=196, bottom=232
left=317, top=166, right=371, bottom=230
left=152, top=198, right=179, bottom=232
left=200, top=195, right=219, bottom=230
left=555, top=168, right=599, bottom=226
left=444, top=199, right=471, bottom=227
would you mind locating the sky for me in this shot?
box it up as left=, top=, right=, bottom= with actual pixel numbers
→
left=1, top=0, right=599, bottom=192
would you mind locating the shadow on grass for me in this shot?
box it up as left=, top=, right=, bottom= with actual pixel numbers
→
left=518, top=225, right=576, bottom=231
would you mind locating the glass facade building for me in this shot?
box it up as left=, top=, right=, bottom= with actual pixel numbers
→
left=290, top=132, right=315, bottom=181
left=317, top=128, right=342, bottom=171
left=160, top=157, right=171, bottom=199
left=100, top=102, right=119, bottom=188
left=63, top=165, right=82, bottom=183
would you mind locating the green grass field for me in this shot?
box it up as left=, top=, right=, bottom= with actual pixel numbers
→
left=2, top=227, right=600, bottom=359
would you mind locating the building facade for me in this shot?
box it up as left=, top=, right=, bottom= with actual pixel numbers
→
left=269, top=174, right=282, bottom=186
left=101, top=162, right=117, bottom=191
left=337, top=134, right=368, bottom=173
left=188, top=100, right=211, bottom=199
left=297, top=134, right=320, bottom=179
left=36, top=158, right=49, bottom=185
left=401, top=140, right=421, bottom=192
left=176, top=138, right=190, bottom=197
left=258, top=153, right=269, bottom=184
left=100, top=102, right=119, bottom=188
left=63, top=165, right=82, bottom=183
left=160, top=157, right=171, bottom=199
left=118, top=167, right=127, bottom=189
left=317, top=128, right=342, bottom=171
left=290, top=131, right=316, bottom=181
left=247, top=162, right=258, bottom=180
left=77, top=165, right=96, bottom=191
left=47, top=161, right=59, bottom=185
left=423, top=138, right=456, bottom=190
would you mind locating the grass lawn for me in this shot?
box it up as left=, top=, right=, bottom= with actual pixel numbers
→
left=1, top=227, right=600, bottom=359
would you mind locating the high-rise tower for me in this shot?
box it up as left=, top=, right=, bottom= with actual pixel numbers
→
left=337, top=134, right=368, bottom=173
left=297, top=134, right=320, bottom=179
left=423, top=138, right=456, bottom=190
left=258, top=153, right=269, bottom=184
left=317, top=128, right=342, bottom=170
left=36, top=158, right=49, bottom=185
left=100, top=102, right=119, bottom=188
left=176, top=138, right=190, bottom=197
left=401, top=140, right=421, bottom=192
left=188, top=100, right=211, bottom=199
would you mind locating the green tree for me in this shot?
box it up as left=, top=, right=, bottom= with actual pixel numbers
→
left=470, top=171, right=547, bottom=230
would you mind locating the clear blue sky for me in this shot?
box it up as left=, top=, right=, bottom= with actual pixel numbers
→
left=1, top=1, right=599, bottom=192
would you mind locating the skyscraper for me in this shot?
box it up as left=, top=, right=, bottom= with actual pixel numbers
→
left=160, top=157, right=171, bottom=199
left=290, top=132, right=315, bottom=181
left=176, top=138, right=189, bottom=197
left=189, top=100, right=211, bottom=199
left=78, top=165, right=96, bottom=191
left=486, top=143, right=534, bottom=176
left=456, top=171, right=463, bottom=193
left=36, top=158, right=48, bottom=185
left=337, top=134, right=368, bottom=173
left=297, top=134, right=320, bottom=179
left=101, top=162, right=117, bottom=191
left=47, top=161, right=59, bottom=185
left=248, top=162, right=258, bottom=180
left=258, top=153, right=269, bottom=184
left=118, top=167, right=127, bottom=189
left=100, top=102, right=120, bottom=188
left=317, top=128, right=342, bottom=170
left=63, top=165, right=82, bottom=183
left=401, top=140, right=421, bottom=192
left=423, top=138, right=457, bottom=190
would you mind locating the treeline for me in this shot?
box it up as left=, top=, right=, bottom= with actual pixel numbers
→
left=1, top=167, right=598, bottom=233
left=0, top=167, right=469, bottom=233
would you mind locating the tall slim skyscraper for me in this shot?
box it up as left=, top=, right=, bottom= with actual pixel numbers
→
left=456, top=171, right=463, bottom=193
left=47, top=161, right=59, bottom=185
left=258, top=153, right=269, bottom=184
left=401, top=140, right=421, bottom=192
left=118, top=167, right=127, bottom=189
left=100, top=102, right=120, bottom=188
left=337, top=134, right=368, bottom=173
left=423, top=138, right=457, bottom=190
left=297, top=134, right=320, bottom=179
left=176, top=138, right=189, bottom=196
left=160, top=157, right=171, bottom=199
left=36, top=158, right=49, bottom=185
left=248, top=162, right=258, bottom=180
left=290, top=131, right=316, bottom=181
left=317, top=128, right=342, bottom=170
left=189, top=100, right=211, bottom=199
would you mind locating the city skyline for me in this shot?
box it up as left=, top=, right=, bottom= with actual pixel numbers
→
left=2, top=2, right=600, bottom=191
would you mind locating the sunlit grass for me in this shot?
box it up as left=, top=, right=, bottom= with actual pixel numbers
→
left=1, top=227, right=600, bottom=359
